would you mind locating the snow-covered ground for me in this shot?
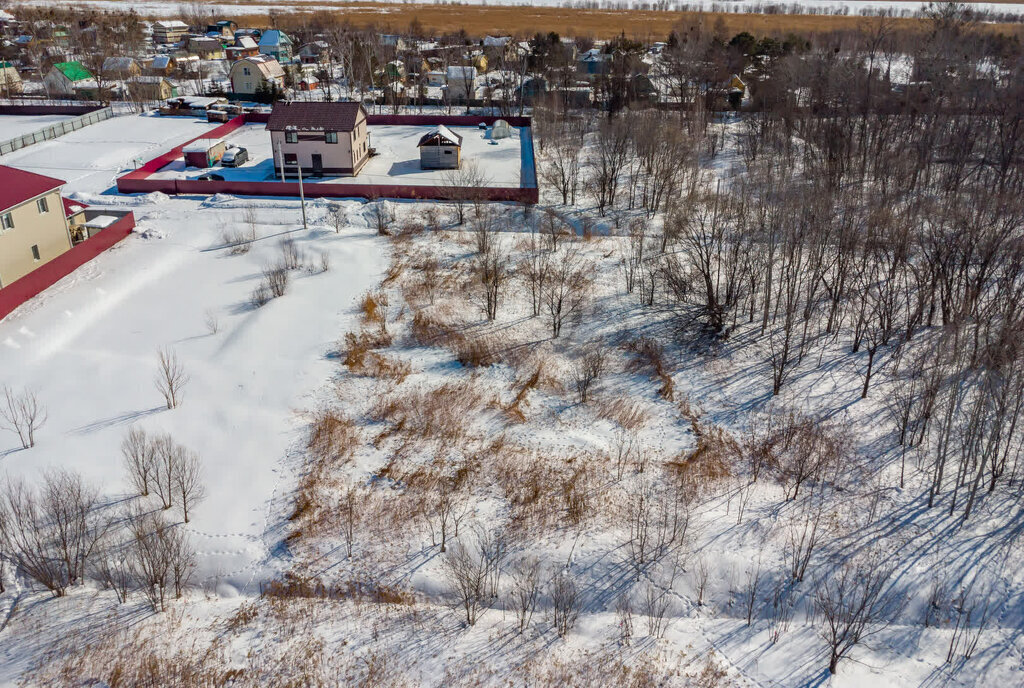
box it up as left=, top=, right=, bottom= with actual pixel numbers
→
left=0, top=114, right=77, bottom=141
left=151, top=123, right=525, bottom=187
left=0, top=114, right=387, bottom=645
left=0, top=111, right=218, bottom=195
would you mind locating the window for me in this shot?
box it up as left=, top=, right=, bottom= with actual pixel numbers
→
left=283, top=153, right=297, bottom=166
left=31, top=245, right=40, bottom=261
left=1, top=213, right=12, bottom=231
left=36, top=197, right=48, bottom=214
left=242, top=67, right=250, bottom=76
left=444, top=150, right=452, bottom=155
left=325, top=131, right=337, bottom=144
left=285, top=131, right=298, bottom=144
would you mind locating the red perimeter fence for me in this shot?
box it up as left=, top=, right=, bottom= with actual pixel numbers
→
left=0, top=212, right=136, bottom=321
left=116, top=113, right=538, bottom=204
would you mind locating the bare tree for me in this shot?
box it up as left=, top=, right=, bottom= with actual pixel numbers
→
left=693, top=555, right=710, bottom=607
left=342, top=485, right=357, bottom=559
left=615, top=593, right=634, bottom=644
left=173, top=448, right=206, bottom=523
left=543, top=246, right=591, bottom=338
left=423, top=477, right=465, bottom=553
left=442, top=536, right=488, bottom=626
left=122, top=426, right=156, bottom=497
left=129, top=509, right=173, bottom=612
left=815, top=556, right=904, bottom=675
left=571, top=339, right=607, bottom=403
left=94, top=526, right=137, bottom=604
left=549, top=570, right=581, bottom=637
left=0, top=386, right=47, bottom=449
left=0, top=471, right=110, bottom=597
left=520, top=227, right=550, bottom=318
left=510, top=556, right=541, bottom=634
left=476, top=241, right=509, bottom=321
left=155, top=348, right=189, bottom=410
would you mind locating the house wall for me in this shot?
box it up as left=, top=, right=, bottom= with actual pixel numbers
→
left=230, top=61, right=279, bottom=94
left=269, top=112, right=369, bottom=177
left=420, top=144, right=460, bottom=169
left=0, top=190, right=71, bottom=288
left=44, top=71, right=73, bottom=95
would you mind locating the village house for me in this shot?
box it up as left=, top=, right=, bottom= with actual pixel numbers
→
left=446, top=65, right=477, bottom=101
left=258, top=29, right=293, bottom=63
left=578, top=48, right=610, bottom=76
left=102, top=56, right=141, bottom=78
left=266, top=101, right=370, bottom=178
left=145, top=54, right=176, bottom=76
left=297, top=41, right=330, bottom=65
left=229, top=54, right=285, bottom=95
left=418, top=125, right=462, bottom=170
left=297, top=74, right=320, bottom=92
left=187, top=37, right=225, bottom=60
left=152, top=20, right=189, bottom=45
left=226, top=36, right=260, bottom=61
left=0, top=165, right=72, bottom=289
left=44, top=61, right=93, bottom=95
left=206, top=20, right=237, bottom=39
left=0, top=61, right=23, bottom=94
left=128, top=75, right=177, bottom=100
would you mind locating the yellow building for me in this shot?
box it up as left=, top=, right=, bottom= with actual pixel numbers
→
left=0, top=166, right=72, bottom=289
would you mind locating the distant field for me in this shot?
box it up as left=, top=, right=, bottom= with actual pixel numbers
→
left=231, top=5, right=1024, bottom=40
left=15, top=0, right=1024, bottom=39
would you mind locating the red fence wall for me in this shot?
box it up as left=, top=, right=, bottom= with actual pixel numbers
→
left=116, top=113, right=538, bottom=204
left=0, top=212, right=136, bottom=321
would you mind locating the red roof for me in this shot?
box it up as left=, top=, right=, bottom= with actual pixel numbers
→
left=62, top=197, right=88, bottom=218
left=266, top=101, right=365, bottom=132
left=0, top=165, right=65, bottom=214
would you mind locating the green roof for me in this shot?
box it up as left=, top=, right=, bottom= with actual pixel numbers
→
left=54, top=61, right=92, bottom=82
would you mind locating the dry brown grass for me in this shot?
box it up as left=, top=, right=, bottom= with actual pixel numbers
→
left=169, top=4, right=1024, bottom=41
left=625, top=336, right=675, bottom=401
left=262, top=573, right=415, bottom=606
left=409, top=310, right=501, bottom=367
left=360, top=291, right=388, bottom=327
left=342, top=328, right=393, bottom=369
left=594, top=397, right=651, bottom=431
left=289, top=409, right=362, bottom=537
left=371, top=379, right=487, bottom=443
left=665, top=424, right=737, bottom=496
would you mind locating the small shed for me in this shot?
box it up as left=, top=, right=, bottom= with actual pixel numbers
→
left=492, top=119, right=512, bottom=139
left=183, top=138, right=227, bottom=168
left=418, top=125, right=462, bottom=170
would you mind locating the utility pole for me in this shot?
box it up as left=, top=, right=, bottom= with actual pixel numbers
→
left=297, top=157, right=308, bottom=231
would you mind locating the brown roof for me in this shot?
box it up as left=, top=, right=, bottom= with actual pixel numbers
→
left=266, top=101, right=366, bottom=132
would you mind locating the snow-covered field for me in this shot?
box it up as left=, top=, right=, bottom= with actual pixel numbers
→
left=1, top=111, right=1023, bottom=688
left=151, top=123, right=525, bottom=187
left=0, top=113, right=388, bottom=684
left=0, top=111, right=218, bottom=195
left=0, top=114, right=77, bottom=142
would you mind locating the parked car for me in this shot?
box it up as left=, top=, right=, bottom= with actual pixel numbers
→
left=196, top=172, right=224, bottom=181
left=221, top=147, right=249, bottom=167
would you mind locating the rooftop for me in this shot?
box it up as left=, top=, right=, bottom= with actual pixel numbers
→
left=266, top=101, right=365, bottom=133
left=0, top=164, right=65, bottom=214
